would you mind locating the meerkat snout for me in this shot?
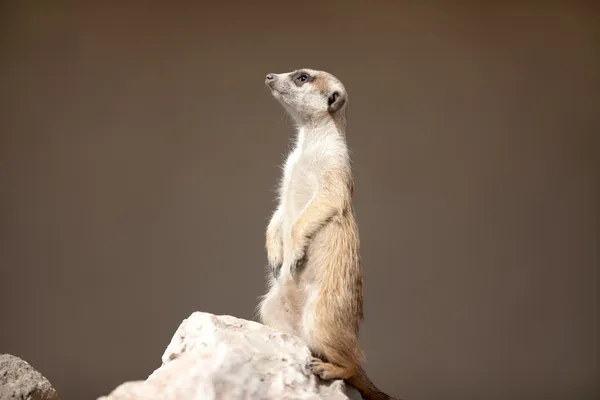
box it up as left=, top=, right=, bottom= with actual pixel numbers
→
left=265, top=73, right=277, bottom=85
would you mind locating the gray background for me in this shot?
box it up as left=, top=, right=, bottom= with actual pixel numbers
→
left=1, top=2, right=599, bottom=399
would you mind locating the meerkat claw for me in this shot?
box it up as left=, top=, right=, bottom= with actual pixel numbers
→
left=307, top=357, right=326, bottom=379
left=272, top=263, right=282, bottom=278
left=289, top=253, right=306, bottom=278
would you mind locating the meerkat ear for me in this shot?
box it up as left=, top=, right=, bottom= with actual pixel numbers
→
left=327, top=91, right=346, bottom=113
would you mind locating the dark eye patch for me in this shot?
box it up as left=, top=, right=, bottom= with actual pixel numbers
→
left=291, top=70, right=313, bottom=87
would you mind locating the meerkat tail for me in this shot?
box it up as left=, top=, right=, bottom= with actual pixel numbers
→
left=347, top=366, right=400, bottom=400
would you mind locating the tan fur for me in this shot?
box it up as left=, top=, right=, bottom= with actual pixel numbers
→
left=311, top=74, right=329, bottom=94
left=258, top=69, right=401, bottom=400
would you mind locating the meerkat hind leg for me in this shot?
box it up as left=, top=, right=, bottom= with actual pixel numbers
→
left=258, top=284, right=300, bottom=336
left=307, top=339, right=358, bottom=381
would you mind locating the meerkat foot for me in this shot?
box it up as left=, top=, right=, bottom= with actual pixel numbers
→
left=308, top=357, right=351, bottom=381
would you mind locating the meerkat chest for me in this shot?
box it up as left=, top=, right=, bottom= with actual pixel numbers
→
left=281, top=139, right=341, bottom=220
left=282, top=148, right=319, bottom=215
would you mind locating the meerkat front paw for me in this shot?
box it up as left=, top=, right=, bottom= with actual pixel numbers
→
left=289, top=248, right=306, bottom=277
left=267, top=250, right=283, bottom=278
left=266, top=237, right=283, bottom=278
left=268, top=262, right=281, bottom=278
left=289, top=227, right=309, bottom=277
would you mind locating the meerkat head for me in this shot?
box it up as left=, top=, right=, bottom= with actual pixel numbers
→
left=264, top=68, right=347, bottom=124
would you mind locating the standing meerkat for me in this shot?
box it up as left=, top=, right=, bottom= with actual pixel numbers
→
left=257, top=68, right=400, bottom=400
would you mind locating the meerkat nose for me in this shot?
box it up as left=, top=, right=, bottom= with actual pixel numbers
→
left=265, top=73, right=277, bottom=86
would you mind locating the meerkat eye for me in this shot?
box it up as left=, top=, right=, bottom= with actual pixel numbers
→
left=296, top=73, right=309, bottom=83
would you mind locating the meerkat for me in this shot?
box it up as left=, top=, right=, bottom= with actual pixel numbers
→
left=257, top=68, right=400, bottom=400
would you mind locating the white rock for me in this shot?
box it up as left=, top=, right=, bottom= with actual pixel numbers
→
left=98, top=312, right=363, bottom=400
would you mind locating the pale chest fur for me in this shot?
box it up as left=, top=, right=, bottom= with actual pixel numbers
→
left=277, top=128, right=349, bottom=264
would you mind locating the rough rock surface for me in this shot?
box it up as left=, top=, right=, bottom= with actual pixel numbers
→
left=0, top=353, right=59, bottom=400
left=98, top=312, right=363, bottom=400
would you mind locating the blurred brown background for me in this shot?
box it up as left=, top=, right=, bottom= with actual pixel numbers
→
left=1, top=1, right=599, bottom=399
